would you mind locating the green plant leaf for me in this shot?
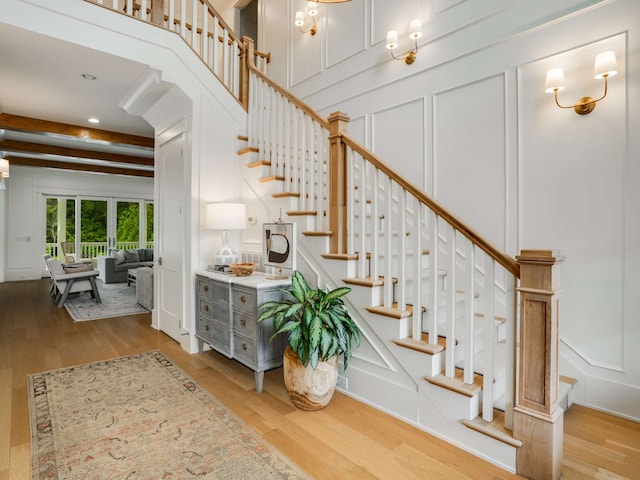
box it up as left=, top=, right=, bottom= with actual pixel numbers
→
left=324, top=286, right=351, bottom=302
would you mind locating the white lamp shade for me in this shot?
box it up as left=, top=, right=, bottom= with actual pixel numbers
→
left=545, top=68, right=565, bottom=93
left=594, top=50, right=618, bottom=79
left=294, top=11, right=304, bottom=26
left=206, top=203, right=247, bottom=230
left=409, top=19, right=423, bottom=40
left=307, top=1, right=318, bottom=16
left=0, top=158, right=9, bottom=178
left=386, top=30, right=398, bottom=50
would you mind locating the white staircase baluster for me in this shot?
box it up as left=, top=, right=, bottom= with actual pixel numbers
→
left=427, top=211, right=439, bottom=345
left=397, top=188, right=407, bottom=312
left=168, top=0, right=175, bottom=33
left=383, top=176, right=393, bottom=309
left=504, top=272, right=517, bottom=430
left=445, top=227, right=457, bottom=378
left=371, top=169, right=380, bottom=286
left=191, top=0, right=198, bottom=48
left=202, top=4, right=209, bottom=65
left=482, top=256, right=496, bottom=421
left=356, top=154, right=367, bottom=278
left=284, top=99, right=291, bottom=183
left=463, top=239, right=475, bottom=385
left=212, top=17, right=219, bottom=76
left=233, top=41, right=240, bottom=97
left=222, top=29, right=229, bottom=88
left=292, top=105, right=300, bottom=193
left=127, top=0, right=133, bottom=16
left=140, top=0, right=148, bottom=21
left=412, top=199, right=423, bottom=341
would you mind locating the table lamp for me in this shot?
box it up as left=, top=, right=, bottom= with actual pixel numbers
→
left=206, top=203, right=247, bottom=266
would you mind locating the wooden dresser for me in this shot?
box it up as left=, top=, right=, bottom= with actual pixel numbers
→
left=195, top=270, right=290, bottom=393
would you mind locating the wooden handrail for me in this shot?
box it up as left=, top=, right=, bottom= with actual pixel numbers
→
left=341, top=133, right=520, bottom=278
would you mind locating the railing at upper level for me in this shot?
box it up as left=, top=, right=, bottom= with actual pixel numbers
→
left=85, top=0, right=270, bottom=106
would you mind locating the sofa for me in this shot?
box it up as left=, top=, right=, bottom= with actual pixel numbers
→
left=98, top=248, right=154, bottom=284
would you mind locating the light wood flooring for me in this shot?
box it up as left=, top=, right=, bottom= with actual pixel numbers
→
left=1, top=279, right=639, bottom=479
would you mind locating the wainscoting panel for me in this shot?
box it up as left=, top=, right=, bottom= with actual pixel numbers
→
left=433, top=74, right=507, bottom=250
left=326, top=0, right=367, bottom=68
left=372, top=98, right=426, bottom=190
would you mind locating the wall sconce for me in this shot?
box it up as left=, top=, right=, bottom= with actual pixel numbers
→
left=206, top=202, right=247, bottom=267
left=386, top=19, right=422, bottom=65
left=295, top=1, right=319, bottom=36
left=545, top=50, right=618, bottom=115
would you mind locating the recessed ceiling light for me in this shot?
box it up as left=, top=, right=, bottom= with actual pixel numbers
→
left=88, top=118, right=100, bottom=124
left=82, top=73, right=97, bottom=80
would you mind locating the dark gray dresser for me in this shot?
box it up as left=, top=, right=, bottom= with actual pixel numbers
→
left=195, top=270, right=290, bottom=393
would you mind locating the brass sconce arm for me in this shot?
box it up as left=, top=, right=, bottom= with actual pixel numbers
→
left=389, top=39, right=419, bottom=65
left=551, top=75, right=609, bottom=115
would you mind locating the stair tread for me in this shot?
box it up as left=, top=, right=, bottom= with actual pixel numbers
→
left=461, top=410, right=522, bottom=448
left=237, top=146, right=258, bottom=155
left=247, top=160, right=271, bottom=168
left=321, top=253, right=359, bottom=261
left=366, top=303, right=425, bottom=319
left=272, top=192, right=300, bottom=198
left=343, top=276, right=397, bottom=287
left=287, top=210, right=317, bottom=216
left=303, top=231, right=332, bottom=237
left=259, top=175, right=285, bottom=182
left=425, top=368, right=483, bottom=397
left=393, top=333, right=445, bottom=355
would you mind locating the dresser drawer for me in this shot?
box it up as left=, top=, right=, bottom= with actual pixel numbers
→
left=197, top=277, right=229, bottom=303
left=233, top=334, right=256, bottom=367
left=232, top=311, right=256, bottom=341
left=197, top=317, right=232, bottom=357
left=198, top=298, right=229, bottom=321
left=232, top=287, right=256, bottom=314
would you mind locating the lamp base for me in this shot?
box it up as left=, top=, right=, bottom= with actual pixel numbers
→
left=214, top=245, right=239, bottom=266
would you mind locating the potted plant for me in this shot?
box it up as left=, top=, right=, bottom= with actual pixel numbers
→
left=257, top=270, right=360, bottom=410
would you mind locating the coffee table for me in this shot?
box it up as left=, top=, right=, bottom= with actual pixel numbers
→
left=127, top=268, right=138, bottom=286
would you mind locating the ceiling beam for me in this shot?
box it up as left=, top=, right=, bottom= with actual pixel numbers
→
left=0, top=113, right=154, bottom=148
left=7, top=156, right=154, bottom=178
left=0, top=139, right=153, bottom=166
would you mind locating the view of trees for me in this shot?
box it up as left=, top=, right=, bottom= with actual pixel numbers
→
left=45, top=197, right=153, bottom=247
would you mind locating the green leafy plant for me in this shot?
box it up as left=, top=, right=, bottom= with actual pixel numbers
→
left=257, top=271, right=361, bottom=370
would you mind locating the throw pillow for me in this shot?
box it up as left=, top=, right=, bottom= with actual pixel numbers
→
left=112, top=250, right=126, bottom=265
left=63, top=264, right=93, bottom=274
left=123, top=249, right=140, bottom=263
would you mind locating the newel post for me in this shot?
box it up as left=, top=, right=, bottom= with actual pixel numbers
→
left=239, top=36, right=254, bottom=110
left=513, top=249, right=564, bottom=480
left=327, top=112, right=350, bottom=255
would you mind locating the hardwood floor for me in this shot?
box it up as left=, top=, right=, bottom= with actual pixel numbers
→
left=1, top=280, right=638, bottom=479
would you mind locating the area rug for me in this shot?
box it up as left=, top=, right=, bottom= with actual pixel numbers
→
left=64, top=282, right=148, bottom=321
left=28, top=350, right=310, bottom=480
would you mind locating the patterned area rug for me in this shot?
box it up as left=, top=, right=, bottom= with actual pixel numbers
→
left=28, top=350, right=310, bottom=480
left=64, top=282, right=148, bottom=321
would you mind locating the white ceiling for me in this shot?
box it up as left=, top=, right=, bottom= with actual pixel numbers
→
left=0, top=22, right=155, bottom=175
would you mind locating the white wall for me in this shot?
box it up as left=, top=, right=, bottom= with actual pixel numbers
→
left=260, top=0, right=640, bottom=420
left=3, top=166, right=153, bottom=281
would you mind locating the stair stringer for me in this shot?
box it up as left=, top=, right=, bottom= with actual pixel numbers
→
left=292, top=233, right=518, bottom=473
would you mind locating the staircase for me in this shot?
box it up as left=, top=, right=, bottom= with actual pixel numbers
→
left=85, top=2, right=572, bottom=478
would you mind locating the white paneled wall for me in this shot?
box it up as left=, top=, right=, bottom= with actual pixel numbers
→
left=262, top=0, right=640, bottom=421
left=434, top=75, right=506, bottom=249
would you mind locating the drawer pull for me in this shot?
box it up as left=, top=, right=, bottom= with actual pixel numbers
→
left=240, top=318, right=246, bottom=326
left=242, top=343, right=248, bottom=350
left=205, top=324, right=210, bottom=331
left=204, top=305, right=209, bottom=312
left=203, top=284, right=209, bottom=292
left=240, top=295, right=246, bottom=303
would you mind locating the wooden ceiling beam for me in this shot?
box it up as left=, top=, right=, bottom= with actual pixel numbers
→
left=6, top=156, right=154, bottom=178
left=0, top=139, right=153, bottom=166
left=0, top=113, right=154, bottom=148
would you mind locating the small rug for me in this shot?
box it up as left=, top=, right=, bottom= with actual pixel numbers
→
left=64, top=282, right=148, bottom=321
left=28, top=350, right=310, bottom=480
